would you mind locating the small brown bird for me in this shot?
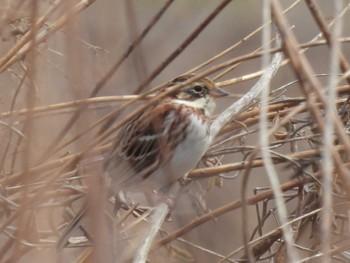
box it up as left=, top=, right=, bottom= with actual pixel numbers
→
left=105, top=74, right=229, bottom=194
left=57, top=74, right=228, bottom=250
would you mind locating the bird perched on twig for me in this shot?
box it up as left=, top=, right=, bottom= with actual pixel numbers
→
left=105, top=74, right=229, bottom=198
left=57, top=74, right=228, bottom=249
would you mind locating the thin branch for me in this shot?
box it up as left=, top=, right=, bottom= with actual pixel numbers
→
left=133, top=203, right=169, bottom=263
left=0, top=0, right=95, bottom=72
left=135, top=0, right=234, bottom=92
left=208, top=26, right=283, bottom=142
left=321, top=1, right=343, bottom=261
left=271, top=0, right=350, bottom=197
left=258, top=2, right=298, bottom=261
left=155, top=173, right=320, bottom=249
left=305, top=0, right=350, bottom=84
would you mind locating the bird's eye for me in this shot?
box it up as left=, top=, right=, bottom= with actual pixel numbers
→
left=193, top=85, right=204, bottom=93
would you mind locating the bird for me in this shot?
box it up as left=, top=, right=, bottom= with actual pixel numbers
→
left=57, top=74, right=228, bottom=250
left=104, top=74, right=229, bottom=199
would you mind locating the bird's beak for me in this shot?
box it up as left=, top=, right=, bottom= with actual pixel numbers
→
left=211, top=86, right=230, bottom=98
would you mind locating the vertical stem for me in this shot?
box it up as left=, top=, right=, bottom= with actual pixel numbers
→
left=260, top=1, right=298, bottom=262
left=321, top=1, right=343, bottom=262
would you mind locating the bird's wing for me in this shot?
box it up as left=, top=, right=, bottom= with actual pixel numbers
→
left=104, top=103, right=188, bottom=189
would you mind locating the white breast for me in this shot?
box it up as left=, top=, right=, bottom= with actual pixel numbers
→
left=148, top=114, right=209, bottom=188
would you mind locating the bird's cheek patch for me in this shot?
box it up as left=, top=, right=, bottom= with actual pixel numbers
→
left=176, top=91, right=190, bottom=100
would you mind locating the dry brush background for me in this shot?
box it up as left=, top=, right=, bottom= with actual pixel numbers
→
left=0, top=0, right=350, bottom=262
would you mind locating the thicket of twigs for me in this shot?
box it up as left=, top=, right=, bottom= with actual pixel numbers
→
left=0, top=0, right=350, bottom=262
